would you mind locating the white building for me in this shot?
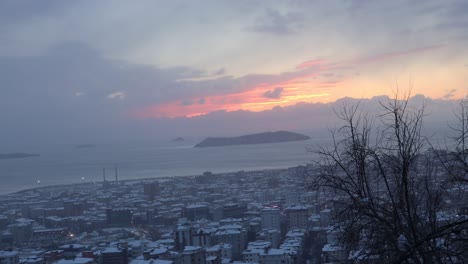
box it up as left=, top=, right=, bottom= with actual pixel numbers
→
left=212, top=229, right=247, bottom=260
left=193, top=228, right=216, bottom=248
left=259, top=249, right=291, bottom=264
left=242, top=248, right=263, bottom=263
left=181, top=246, right=206, bottom=264
left=285, top=206, right=309, bottom=230
left=285, top=193, right=301, bottom=207
left=259, top=208, right=280, bottom=231
left=175, top=222, right=193, bottom=250
left=242, top=241, right=271, bottom=263
left=206, top=243, right=232, bottom=261
left=55, top=257, right=94, bottom=264
left=256, top=229, right=281, bottom=248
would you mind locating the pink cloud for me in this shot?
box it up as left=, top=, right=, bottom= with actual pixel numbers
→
left=131, top=45, right=444, bottom=119
left=296, top=59, right=328, bottom=69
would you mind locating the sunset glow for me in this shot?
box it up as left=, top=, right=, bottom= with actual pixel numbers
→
left=133, top=71, right=336, bottom=118
left=2, top=0, right=468, bottom=144
left=133, top=44, right=467, bottom=118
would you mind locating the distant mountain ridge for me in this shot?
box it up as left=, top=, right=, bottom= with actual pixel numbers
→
left=194, top=131, right=310, bottom=148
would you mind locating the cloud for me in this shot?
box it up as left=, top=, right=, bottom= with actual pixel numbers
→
left=0, top=42, right=211, bottom=145
left=181, top=99, right=193, bottom=106
left=296, top=59, right=327, bottom=70
left=133, top=95, right=460, bottom=143
left=0, top=1, right=467, bottom=148
left=0, top=42, right=332, bottom=121
left=347, top=45, right=443, bottom=65
left=250, top=8, right=304, bottom=34
left=0, top=42, right=333, bottom=145
left=263, top=87, right=284, bottom=99
left=0, top=0, right=70, bottom=25
left=298, top=45, right=442, bottom=72
left=107, top=91, right=126, bottom=100
left=214, top=68, right=225, bottom=75
left=129, top=43, right=461, bottom=119
left=443, top=89, right=457, bottom=99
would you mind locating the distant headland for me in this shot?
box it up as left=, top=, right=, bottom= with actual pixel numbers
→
left=171, top=137, right=184, bottom=142
left=0, top=153, right=40, bottom=160
left=194, top=131, right=310, bottom=148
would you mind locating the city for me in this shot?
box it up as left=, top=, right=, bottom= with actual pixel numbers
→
left=0, top=166, right=340, bottom=264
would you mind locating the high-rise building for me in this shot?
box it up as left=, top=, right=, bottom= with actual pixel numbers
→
left=175, top=222, right=193, bottom=250
left=106, top=208, right=133, bottom=226
left=100, top=247, right=128, bottom=264
left=143, top=182, right=160, bottom=200
left=63, top=201, right=84, bottom=217
left=222, top=204, right=247, bottom=219
left=212, top=227, right=247, bottom=260
left=285, top=206, right=309, bottom=230
left=260, top=208, right=280, bottom=231
left=192, top=228, right=214, bottom=248
left=259, top=249, right=291, bottom=264
left=181, top=246, right=206, bottom=264
left=184, top=204, right=210, bottom=221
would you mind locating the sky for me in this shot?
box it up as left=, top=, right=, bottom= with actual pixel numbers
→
left=1, top=0, right=468, bottom=146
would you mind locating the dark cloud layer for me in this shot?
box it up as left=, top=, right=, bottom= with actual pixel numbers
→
left=263, top=87, right=284, bottom=99
left=0, top=0, right=467, bottom=150
left=443, top=89, right=457, bottom=99
left=0, top=0, right=69, bottom=25
left=0, top=41, right=464, bottom=149
left=0, top=42, right=319, bottom=146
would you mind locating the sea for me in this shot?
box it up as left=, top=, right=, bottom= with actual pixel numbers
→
left=0, top=138, right=326, bottom=195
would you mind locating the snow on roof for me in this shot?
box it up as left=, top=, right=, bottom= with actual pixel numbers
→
left=130, top=260, right=173, bottom=264
left=101, top=247, right=121, bottom=254
left=286, top=205, right=309, bottom=210
left=186, top=204, right=209, bottom=209
left=242, top=248, right=264, bottom=254
left=55, top=257, right=94, bottom=264
left=0, top=250, right=18, bottom=257
left=150, top=248, right=168, bottom=255
left=261, top=248, right=285, bottom=255
left=183, top=246, right=202, bottom=252
left=322, top=243, right=344, bottom=252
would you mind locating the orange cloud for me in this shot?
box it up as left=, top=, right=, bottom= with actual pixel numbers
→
left=132, top=44, right=461, bottom=119
left=133, top=78, right=333, bottom=118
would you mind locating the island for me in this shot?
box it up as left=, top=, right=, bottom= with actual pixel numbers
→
left=171, top=137, right=184, bottom=142
left=194, top=131, right=310, bottom=148
left=0, top=153, right=40, bottom=160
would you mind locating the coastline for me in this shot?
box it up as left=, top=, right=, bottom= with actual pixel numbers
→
left=0, top=165, right=305, bottom=196
left=0, top=139, right=316, bottom=196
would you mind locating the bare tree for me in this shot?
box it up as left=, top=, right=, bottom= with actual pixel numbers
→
left=436, top=99, right=468, bottom=184
left=309, top=95, right=468, bottom=263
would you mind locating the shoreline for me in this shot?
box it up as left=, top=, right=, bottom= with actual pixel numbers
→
left=1, top=165, right=306, bottom=196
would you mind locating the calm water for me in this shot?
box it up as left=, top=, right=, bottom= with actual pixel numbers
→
left=0, top=139, right=323, bottom=194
